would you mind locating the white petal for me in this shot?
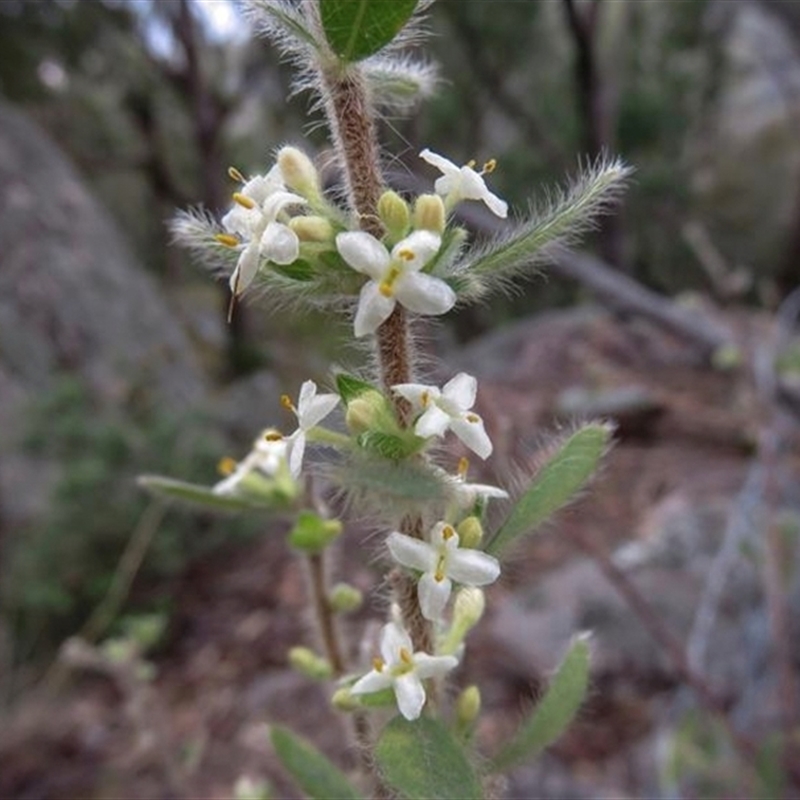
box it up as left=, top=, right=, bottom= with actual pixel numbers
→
left=354, top=281, right=395, bottom=337
left=450, top=415, right=493, bottom=459
left=392, top=383, right=439, bottom=410
left=260, top=222, right=299, bottom=265
left=391, top=230, right=442, bottom=273
left=336, top=231, right=390, bottom=280
left=231, top=241, right=260, bottom=295
left=442, top=373, right=477, bottom=410
left=287, top=431, right=306, bottom=477
left=300, top=394, right=340, bottom=430
left=414, top=405, right=451, bottom=439
left=429, top=521, right=458, bottom=549
left=394, top=673, right=426, bottom=720
left=387, top=532, right=438, bottom=572
left=419, top=148, right=458, bottom=176
left=351, top=670, right=393, bottom=696
left=413, top=653, right=459, bottom=680
left=262, top=190, right=307, bottom=220
left=418, top=572, right=452, bottom=621
left=457, top=166, right=489, bottom=200
left=394, top=273, right=456, bottom=316
left=483, top=191, right=508, bottom=218
left=221, top=205, right=255, bottom=237
left=446, top=549, right=501, bottom=586
left=380, top=622, right=413, bottom=664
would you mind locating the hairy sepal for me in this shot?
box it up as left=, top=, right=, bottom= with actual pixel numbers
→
left=363, top=55, right=439, bottom=111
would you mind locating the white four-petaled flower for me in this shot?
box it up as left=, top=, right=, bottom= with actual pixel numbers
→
left=221, top=166, right=307, bottom=296
left=388, top=522, right=500, bottom=621
left=212, top=430, right=289, bottom=496
left=420, top=148, right=508, bottom=218
left=393, top=372, right=493, bottom=459
left=283, top=380, right=340, bottom=477
left=350, top=622, right=458, bottom=720
left=336, top=230, right=455, bottom=337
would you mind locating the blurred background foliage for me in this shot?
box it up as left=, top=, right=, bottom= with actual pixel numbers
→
left=2, top=0, right=800, bottom=671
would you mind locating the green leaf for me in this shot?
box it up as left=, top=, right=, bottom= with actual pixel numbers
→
left=488, top=635, right=591, bottom=773
left=136, top=475, right=274, bottom=512
left=485, top=423, right=612, bottom=556
left=376, top=716, right=482, bottom=800
left=319, top=0, right=418, bottom=62
left=274, top=259, right=316, bottom=281
left=270, top=725, right=364, bottom=800
left=356, top=431, right=424, bottom=461
left=336, top=373, right=376, bottom=403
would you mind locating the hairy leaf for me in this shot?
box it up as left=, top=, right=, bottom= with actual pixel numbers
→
left=336, top=373, right=376, bottom=402
left=136, top=475, right=274, bottom=512
left=485, top=423, right=612, bottom=556
left=488, top=635, right=591, bottom=772
left=271, top=725, right=364, bottom=800
left=376, top=716, right=482, bottom=800
left=320, top=0, right=418, bottom=62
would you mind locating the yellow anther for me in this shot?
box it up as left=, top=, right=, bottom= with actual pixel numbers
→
left=214, top=233, right=239, bottom=248
left=217, top=456, right=237, bottom=476
left=232, top=192, right=256, bottom=209
left=280, top=394, right=295, bottom=412
left=457, top=456, right=470, bottom=478
left=442, top=524, right=456, bottom=540
left=396, top=248, right=415, bottom=262
left=228, top=166, right=245, bottom=183
left=482, top=158, right=497, bottom=174
left=434, top=558, right=446, bottom=583
left=379, top=281, right=394, bottom=298
left=466, top=159, right=477, bottom=169
left=372, top=657, right=385, bottom=673
left=421, top=391, right=430, bottom=407
left=379, top=265, right=402, bottom=297
left=263, top=431, right=283, bottom=442
left=466, top=413, right=480, bottom=424
left=399, top=648, right=413, bottom=666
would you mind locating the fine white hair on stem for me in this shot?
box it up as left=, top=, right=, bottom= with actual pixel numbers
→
left=451, top=156, right=633, bottom=303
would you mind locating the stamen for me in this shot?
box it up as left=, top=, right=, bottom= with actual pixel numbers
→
left=217, top=456, right=237, bottom=476
left=434, top=557, right=446, bottom=582
left=233, top=192, right=256, bottom=210
left=482, top=158, right=497, bottom=174
left=466, top=159, right=477, bottom=170
left=263, top=431, right=283, bottom=442
left=421, top=391, right=430, bottom=408
left=379, top=265, right=402, bottom=297
left=399, top=648, right=413, bottom=666
left=457, top=456, right=470, bottom=478
left=442, top=524, right=456, bottom=540
left=396, top=248, right=415, bottom=262
left=466, top=413, right=480, bottom=424
left=214, top=233, right=239, bottom=248
left=228, top=166, right=245, bottom=183
left=372, top=657, right=385, bottom=672
left=379, top=281, right=394, bottom=298
left=280, top=394, right=296, bottom=413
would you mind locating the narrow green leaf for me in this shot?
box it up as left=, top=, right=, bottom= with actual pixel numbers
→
left=320, top=0, right=418, bottom=62
left=336, top=373, right=376, bottom=403
left=376, top=716, right=482, bottom=800
left=485, top=423, right=612, bottom=556
left=137, top=475, right=272, bottom=512
left=270, top=725, right=364, bottom=800
left=489, top=635, right=591, bottom=773
left=356, top=431, right=424, bottom=461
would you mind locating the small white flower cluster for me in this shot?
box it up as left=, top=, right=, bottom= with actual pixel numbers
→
left=215, top=148, right=508, bottom=337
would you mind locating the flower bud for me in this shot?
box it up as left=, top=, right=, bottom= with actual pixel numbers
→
left=345, top=390, right=389, bottom=434
left=453, top=586, right=486, bottom=630
left=278, top=146, right=319, bottom=198
left=288, top=646, right=333, bottom=680
left=289, top=215, right=333, bottom=242
left=377, top=190, right=410, bottom=241
left=456, top=516, right=483, bottom=548
left=331, top=686, right=361, bottom=712
left=288, top=511, right=343, bottom=553
left=456, top=685, right=481, bottom=728
left=413, top=193, right=446, bottom=234
left=328, top=583, right=364, bottom=613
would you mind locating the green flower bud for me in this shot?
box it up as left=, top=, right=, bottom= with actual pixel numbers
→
left=278, top=146, right=319, bottom=198
left=288, top=646, right=333, bottom=680
left=456, top=516, right=484, bottom=548
left=289, top=215, right=333, bottom=242
left=288, top=511, right=343, bottom=553
left=345, top=389, right=390, bottom=435
left=328, top=582, right=364, bottom=613
left=413, top=193, right=446, bottom=234
left=377, top=190, right=410, bottom=241
left=331, top=686, right=361, bottom=712
left=454, top=586, right=486, bottom=629
left=456, top=685, right=482, bottom=728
